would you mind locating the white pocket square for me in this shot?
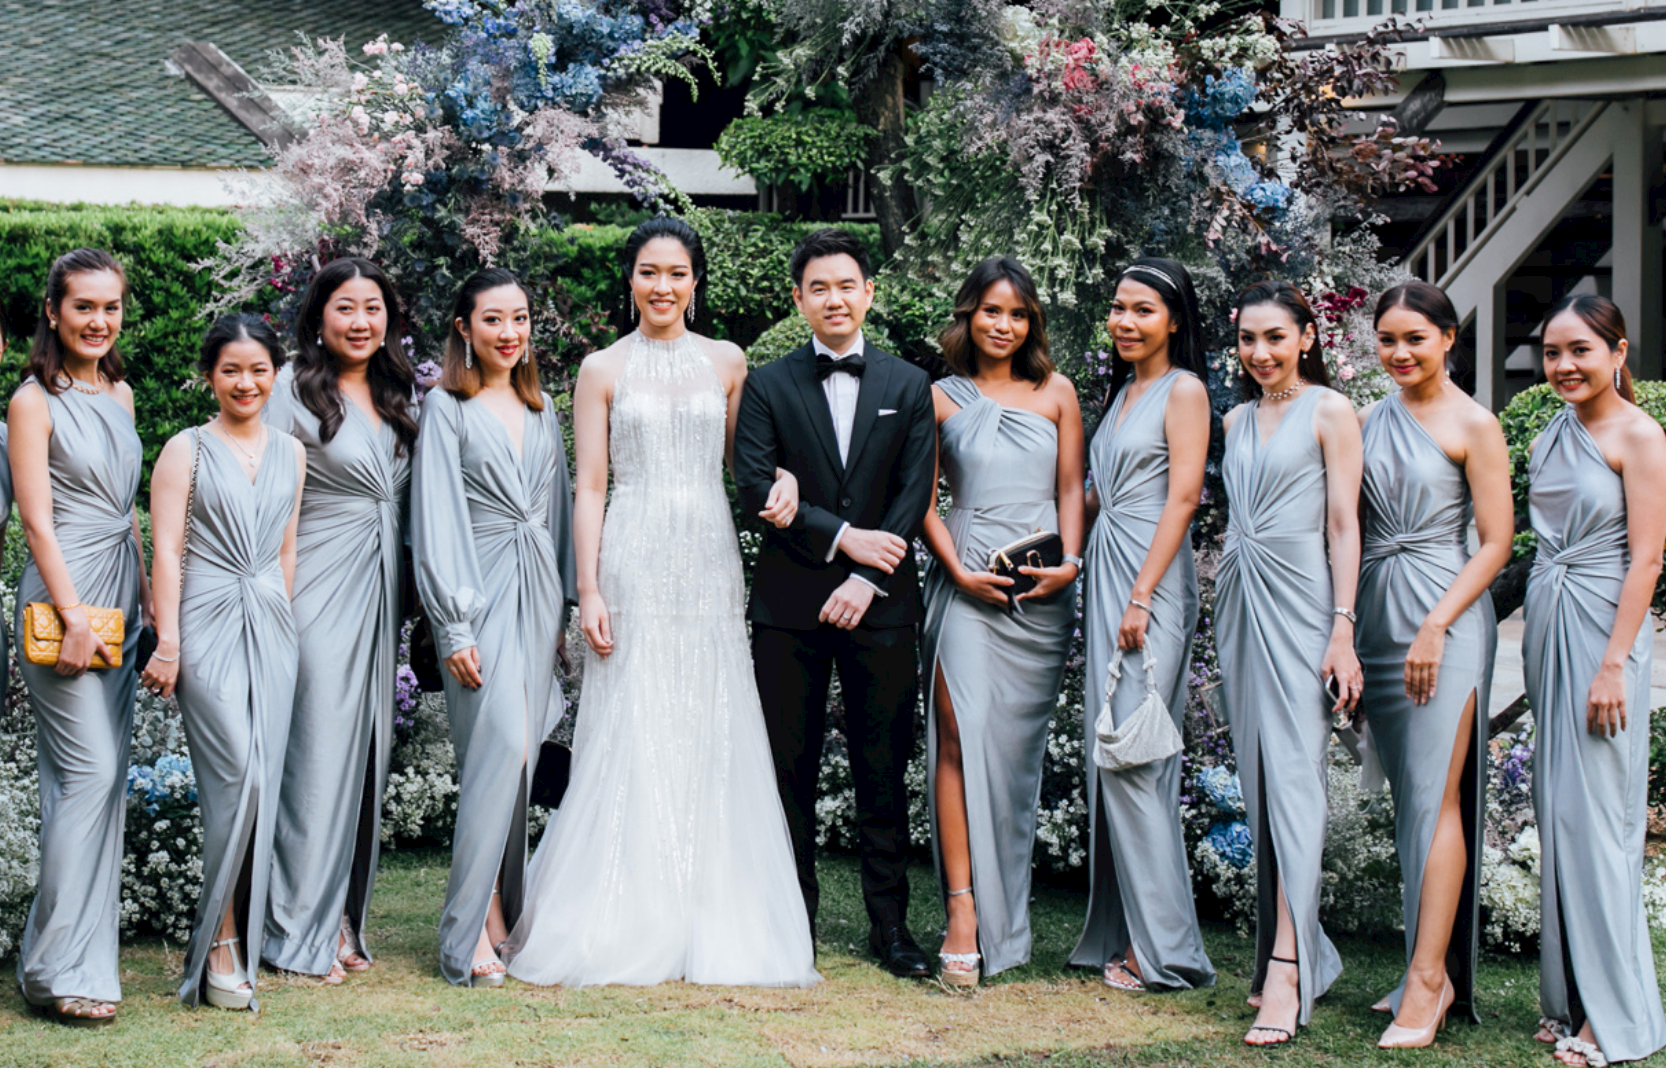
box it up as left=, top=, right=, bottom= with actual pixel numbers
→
left=878, top=408, right=898, bottom=416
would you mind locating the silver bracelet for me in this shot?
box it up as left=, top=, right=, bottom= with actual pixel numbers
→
left=1333, top=607, right=1357, bottom=625
left=149, top=650, right=179, bottom=664
left=1129, top=597, right=1152, bottom=614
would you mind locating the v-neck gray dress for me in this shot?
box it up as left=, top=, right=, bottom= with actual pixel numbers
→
left=1526, top=407, right=1666, bottom=1064
left=1216, top=385, right=1343, bottom=1024
left=1068, top=369, right=1215, bottom=990
left=13, top=379, right=142, bottom=1008
left=919, top=375, right=1073, bottom=978
left=262, top=366, right=410, bottom=975
left=411, top=388, right=577, bottom=986
left=1358, top=395, right=1492, bottom=1022
left=175, top=429, right=301, bottom=1008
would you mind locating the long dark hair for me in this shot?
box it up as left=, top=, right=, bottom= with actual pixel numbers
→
left=199, top=313, right=286, bottom=377
left=621, top=217, right=706, bottom=328
left=937, top=256, right=1052, bottom=386
left=1543, top=293, right=1635, bottom=404
left=1104, top=257, right=1206, bottom=401
left=1373, top=280, right=1458, bottom=334
left=29, top=248, right=129, bottom=394
left=292, top=257, right=418, bottom=453
left=1235, top=280, right=1331, bottom=399
left=442, top=267, right=544, bottom=411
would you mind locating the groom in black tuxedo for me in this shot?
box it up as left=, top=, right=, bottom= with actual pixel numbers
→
left=733, top=229, right=936, bottom=978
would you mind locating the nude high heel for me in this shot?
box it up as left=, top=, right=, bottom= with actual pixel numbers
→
left=937, top=887, right=980, bottom=988
left=205, top=937, right=254, bottom=1011
left=1377, top=976, right=1453, bottom=1049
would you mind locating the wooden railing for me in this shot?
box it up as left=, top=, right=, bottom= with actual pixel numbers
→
left=1402, top=98, right=1607, bottom=286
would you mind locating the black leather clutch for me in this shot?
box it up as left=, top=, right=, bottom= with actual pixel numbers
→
left=986, top=531, right=1064, bottom=608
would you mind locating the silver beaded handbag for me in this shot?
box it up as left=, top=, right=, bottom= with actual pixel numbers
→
left=1093, top=646, right=1183, bottom=772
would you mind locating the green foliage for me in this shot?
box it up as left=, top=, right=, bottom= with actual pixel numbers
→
left=715, top=109, right=875, bottom=195
left=0, top=202, right=241, bottom=477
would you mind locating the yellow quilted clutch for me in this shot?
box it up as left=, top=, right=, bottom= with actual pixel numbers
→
left=23, top=602, right=124, bottom=669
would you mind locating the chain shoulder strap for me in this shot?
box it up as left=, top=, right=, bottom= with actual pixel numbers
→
left=182, top=427, right=202, bottom=561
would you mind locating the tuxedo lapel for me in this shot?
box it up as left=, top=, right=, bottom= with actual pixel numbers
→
left=841, top=347, right=892, bottom=477
left=787, top=345, right=845, bottom=477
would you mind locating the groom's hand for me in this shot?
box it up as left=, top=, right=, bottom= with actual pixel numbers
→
left=838, top=527, right=907, bottom=574
left=819, top=578, right=877, bottom=631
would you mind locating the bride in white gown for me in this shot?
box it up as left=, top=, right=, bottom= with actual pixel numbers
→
left=505, top=218, right=819, bottom=988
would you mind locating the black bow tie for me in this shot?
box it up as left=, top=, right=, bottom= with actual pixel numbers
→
left=815, top=351, right=866, bottom=380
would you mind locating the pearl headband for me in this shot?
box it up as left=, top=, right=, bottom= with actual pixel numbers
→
left=1121, top=264, right=1179, bottom=291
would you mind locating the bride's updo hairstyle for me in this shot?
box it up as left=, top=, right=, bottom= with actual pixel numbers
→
left=620, top=216, right=707, bottom=327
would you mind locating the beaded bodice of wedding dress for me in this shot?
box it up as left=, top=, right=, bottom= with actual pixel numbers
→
left=507, top=330, right=817, bottom=987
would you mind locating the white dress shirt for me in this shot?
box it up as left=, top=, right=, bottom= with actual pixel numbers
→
left=811, top=332, right=885, bottom=597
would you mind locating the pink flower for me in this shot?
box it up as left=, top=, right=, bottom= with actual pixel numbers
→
left=382, top=111, right=402, bottom=127
left=1339, top=364, right=1356, bottom=381
left=363, top=40, right=388, bottom=56
left=393, top=81, right=409, bottom=95
left=350, top=105, right=369, bottom=131
left=352, top=73, right=369, bottom=93
left=403, top=171, right=425, bottom=187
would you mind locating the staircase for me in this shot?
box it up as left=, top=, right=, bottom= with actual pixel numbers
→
left=1399, top=98, right=1639, bottom=407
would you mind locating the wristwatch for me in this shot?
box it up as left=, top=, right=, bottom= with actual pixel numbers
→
left=1062, top=553, right=1083, bottom=572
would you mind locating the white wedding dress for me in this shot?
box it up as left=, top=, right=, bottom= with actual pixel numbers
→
left=506, top=330, right=819, bottom=987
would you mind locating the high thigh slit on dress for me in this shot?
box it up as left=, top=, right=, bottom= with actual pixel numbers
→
left=1357, top=394, right=1492, bottom=1022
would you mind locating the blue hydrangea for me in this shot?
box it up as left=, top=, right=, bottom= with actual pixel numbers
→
left=126, top=753, right=197, bottom=815
left=1183, top=69, right=1257, bottom=132
left=1195, top=764, right=1244, bottom=816
left=1206, top=819, right=1253, bottom=869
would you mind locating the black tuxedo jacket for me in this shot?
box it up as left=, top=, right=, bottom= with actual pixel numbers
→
left=734, top=341, right=936, bottom=631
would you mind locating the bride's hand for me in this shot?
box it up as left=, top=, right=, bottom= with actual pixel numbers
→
left=760, top=467, right=798, bottom=528
left=580, top=591, right=613, bottom=658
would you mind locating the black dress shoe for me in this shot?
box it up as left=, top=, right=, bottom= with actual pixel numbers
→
left=869, top=924, right=931, bottom=978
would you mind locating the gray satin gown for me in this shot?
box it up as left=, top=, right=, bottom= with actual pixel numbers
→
left=262, top=366, right=409, bottom=975
left=1525, top=407, right=1666, bottom=1063
left=1358, top=395, right=1492, bottom=1022
left=919, top=375, right=1073, bottom=978
left=175, top=429, right=301, bottom=1008
left=13, top=379, right=142, bottom=1007
left=1216, top=385, right=1343, bottom=1024
left=411, top=389, right=577, bottom=986
left=1068, top=370, right=1215, bottom=990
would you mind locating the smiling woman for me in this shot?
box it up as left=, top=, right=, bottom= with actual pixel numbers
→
left=9, top=248, right=145, bottom=1028
left=143, top=314, right=306, bottom=1013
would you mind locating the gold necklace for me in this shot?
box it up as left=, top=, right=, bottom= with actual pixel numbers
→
left=212, top=421, right=265, bottom=466
left=59, top=373, right=105, bottom=395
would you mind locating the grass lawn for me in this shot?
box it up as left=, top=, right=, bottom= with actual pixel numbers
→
left=1, top=849, right=1661, bottom=1068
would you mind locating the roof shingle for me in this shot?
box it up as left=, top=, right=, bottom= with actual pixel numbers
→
left=0, top=0, right=443, bottom=169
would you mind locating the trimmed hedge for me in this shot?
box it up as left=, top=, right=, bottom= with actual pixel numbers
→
left=0, top=202, right=242, bottom=473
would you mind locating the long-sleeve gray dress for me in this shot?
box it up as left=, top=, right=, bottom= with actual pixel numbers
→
left=919, top=375, right=1073, bottom=978
left=13, top=379, right=142, bottom=1008
left=262, top=366, right=409, bottom=975
left=411, top=389, right=576, bottom=986
left=175, top=429, right=301, bottom=1007
left=1525, top=406, right=1666, bottom=1064
left=1068, top=369, right=1215, bottom=990
left=1358, top=394, right=1492, bottom=1022
left=1215, top=385, right=1343, bottom=1025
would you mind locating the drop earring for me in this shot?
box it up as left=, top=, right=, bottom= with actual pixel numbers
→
left=686, top=292, right=697, bottom=325
left=629, top=293, right=638, bottom=325
left=1615, top=366, right=1623, bottom=391
left=465, top=347, right=473, bottom=370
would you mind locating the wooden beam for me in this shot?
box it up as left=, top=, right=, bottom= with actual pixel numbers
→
left=1429, top=36, right=1516, bottom=63
left=1548, top=23, right=1638, bottom=54
left=170, top=42, right=296, bottom=152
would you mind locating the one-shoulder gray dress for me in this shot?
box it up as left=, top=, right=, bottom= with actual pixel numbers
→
left=411, top=389, right=577, bottom=986
left=1358, top=394, right=1492, bottom=1022
left=175, top=429, right=301, bottom=1008
left=1525, top=407, right=1666, bottom=1064
left=13, top=379, right=142, bottom=1008
left=262, top=366, right=409, bottom=975
left=1068, top=369, right=1215, bottom=990
left=919, top=375, right=1073, bottom=978
left=1215, top=385, right=1343, bottom=1024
